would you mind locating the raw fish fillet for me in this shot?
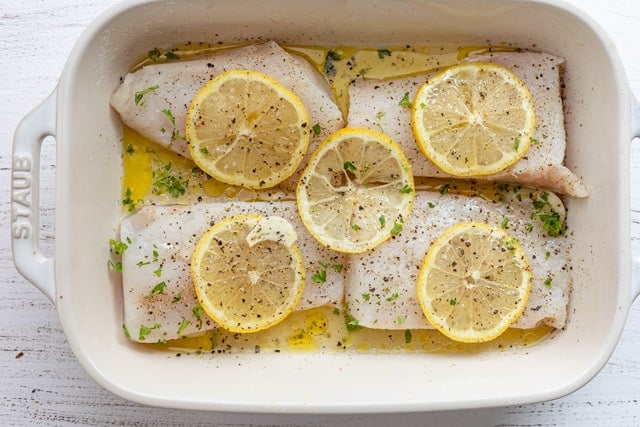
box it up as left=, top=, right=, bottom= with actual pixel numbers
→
left=110, top=41, right=344, bottom=163
left=120, top=202, right=346, bottom=342
left=345, top=191, right=571, bottom=330
left=347, top=51, right=588, bottom=197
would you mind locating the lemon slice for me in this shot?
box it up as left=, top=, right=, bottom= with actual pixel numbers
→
left=416, top=222, right=532, bottom=343
left=296, top=128, right=414, bottom=253
left=186, top=69, right=310, bottom=189
left=191, top=214, right=305, bottom=333
left=411, top=62, right=535, bottom=176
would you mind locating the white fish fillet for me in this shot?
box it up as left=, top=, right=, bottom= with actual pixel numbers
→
left=347, top=51, right=588, bottom=197
left=120, top=202, right=346, bottom=342
left=110, top=41, right=344, bottom=163
left=345, top=191, right=571, bottom=330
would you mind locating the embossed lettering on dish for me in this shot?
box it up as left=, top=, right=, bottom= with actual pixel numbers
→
left=12, top=155, right=32, bottom=239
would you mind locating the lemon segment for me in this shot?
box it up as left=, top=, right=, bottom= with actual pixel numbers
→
left=191, top=214, right=305, bottom=333
left=296, top=128, right=415, bottom=253
left=186, top=69, right=310, bottom=189
left=416, top=222, right=532, bottom=343
left=411, top=62, right=535, bottom=176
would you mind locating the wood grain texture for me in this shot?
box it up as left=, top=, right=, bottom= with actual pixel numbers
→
left=1, top=0, right=638, bottom=425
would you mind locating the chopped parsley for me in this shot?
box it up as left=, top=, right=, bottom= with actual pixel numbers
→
left=399, top=184, right=413, bottom=194
left=399, top=91, right=412, bottom=107
left=439, top=183, right=450, bottom=195
left=311, top=269, right=327, bottom=283
left=377, top=48, right=392, bottom=58
left=312, top=123, right=322, bottom=136
left=390, top=222, right=403, bottom=236
left=544, top=277, right=553, bottom=288
left=109, top=239, right=128, bottom=255
left=427, top=202, right=436, bottom=208
left=345, top=315, right=361, bottom=332
left=319, top=261, right=344, bottom=272
left=139, top=323, right=161, bottom=341
left=171, top=129, right=183, bottom=142
left=351, top=224, right=361, bottom=232
left=122, top=187, right=137, bottom=212
left=171, top=291, right=183, bottom=304
left=126, top=144, right=135, bottom=154
left=386, top=291, right=399, bottom=302
left=164, top=51, right=180, bottom=60
left=192, top=305, right=204, bottom=329
left=379, top=215, right=386, bottom=229
left=343, top=161, right=357, bottom=172
left=376, top=111, right=386, bottom=120
left=531, top=192, right=564, bottom=237
left=134, top=85, right=159, bottom=105
left=449, top=298, right=457, bottom=306
left=200, top=147, right=209, bottom=155
left=136, top=260, right=151, bottom=267
left=404, top=329, right=412, bottom=344
left=514, top=137, right=521, bottom=151
left=148, top=48, right=162, bottom=61
left=501, top=218, right=509, bottom=229
left=362, top=293, right=371, bottom=301
left=324, top=50, right=341, bottom=76
left=162, top=108, right=176, bottom=125
left=332, top=307, right=341, bottom=316
left=530, top=136, right=541, bottom=146
left=108, top=260, right=123, bottom=272
left=153, top=266, right=162, bottom=277
left=152, top=163, right=187, bottom=198
left=177, top=318, right=191, bottom=335
left=122, top=324, right=131, bottom=339
left=149, top=281, right=167, bottom=297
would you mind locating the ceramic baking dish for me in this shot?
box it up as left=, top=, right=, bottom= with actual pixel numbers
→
left=11, top=0, right=640, bottom=413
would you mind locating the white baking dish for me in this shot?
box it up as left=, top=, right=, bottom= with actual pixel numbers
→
left=11, top=0, right=640, bottom=413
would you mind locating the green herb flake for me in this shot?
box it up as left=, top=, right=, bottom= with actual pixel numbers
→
left=399, top=92, right=412, bottom=107
left=122, top=187, right=137, bottom=212
left=379, top=215, right=386, bottom=229
left=427, top=202, right=436, bottom=208
left=396, top=315, right=407, bottom=324
left=386, top=291, right=399, bottom=302
left=108, top=260, right=123, bottom=272
left=439, top=183, right=450, bottom=195
left=514, top=137, right=521, bottom=151
left=200, top=147, right=209, bottom=155
left=345, top=316, right=361, bottom=332
left=126, top=144, right=135, bottom=154
left=171, top=129, right=183, bottom=142
left=377, top=48, right=392, bottom=58
left=312, top=123, right=322, bottom=136
left=544, top=277, right=553, bottom=288
left=134, top=84, right=159, bottom=105
left=449, top=297, right=457, bottom=306
left=153, top=173, right=186, bottom=198
left=177, top=318, right=191, bottom=335
left=399, top=184, right=413, bottom=194
left=164, top=51, right=180, bottom=60
left=343, top=161, right=357, bottom=172
left=162, top=108, right=176, bottom=125
left=542, top=133, right=549, bottom=139
left=136, top=260, right=150, bottom=267
left=501, top=218, right=509, bottom=229
left=324, top=50, right=341, bottom=76
left=318, top=261, right=329, bottom=268
left=331, top=264, right=344, bottom=273
left=376, top=111, right=386, bottom=120
left=172, top=291, right=183, bottom=304
left=351, top=224, right=361, bottom=232
left=139, top=323, right=161, bottom=341
left=362, top=293, right=371, bottom=301
left=332, top=307, right=340, bottom=316
left=122, top=324, right=131, bottom=339
left=148, top=48, right=162, bottom=61
left=150, top=281, right=167, bottom=297
left=109, top=238, right=128, bottom=255
left=404, top=329, right=412, bottom=344
left=153, top=267, right=162, bottom=277
left=545, top=251, right=551, bottom=259
left=192, top=305, right=204, bottom=329
left=530, top=137, right=541, bottom=146
left=327, top=50, right=342, bottom=60
left=390, top=222, right=403, bottom=236
left=525, top=223, right=534, bottom=233
left=311, top=269, right=327, bottom=283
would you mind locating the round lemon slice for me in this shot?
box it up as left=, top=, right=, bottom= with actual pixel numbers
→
left=296, top=128, right=414, bottom=253
left=186, top=69, right=310, bottom=189
left=416, top=222, right=532, bottom=343
left=411, top=62, right=535, bottom=176
left=191, top=214, right=305, bottom=333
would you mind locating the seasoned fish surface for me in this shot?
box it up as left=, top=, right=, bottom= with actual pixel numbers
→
left=347, top=51, right=588, bottom=197
left=345, top=191, right=571, bottom=330
left=121, top=202, right=346, bottom=342
left=110, top=41, right=344, bottom=162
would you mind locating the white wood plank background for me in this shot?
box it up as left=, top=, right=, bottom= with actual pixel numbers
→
left=1, top=0, right=638, bottom=425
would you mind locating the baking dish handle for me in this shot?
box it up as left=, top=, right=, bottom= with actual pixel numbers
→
left=631, top=94, right=640, bottom=302
left=11, top=91, right=57, bottom=303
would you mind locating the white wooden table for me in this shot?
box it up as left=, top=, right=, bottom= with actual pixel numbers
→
left=1, top=0, right=638, bottom=425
